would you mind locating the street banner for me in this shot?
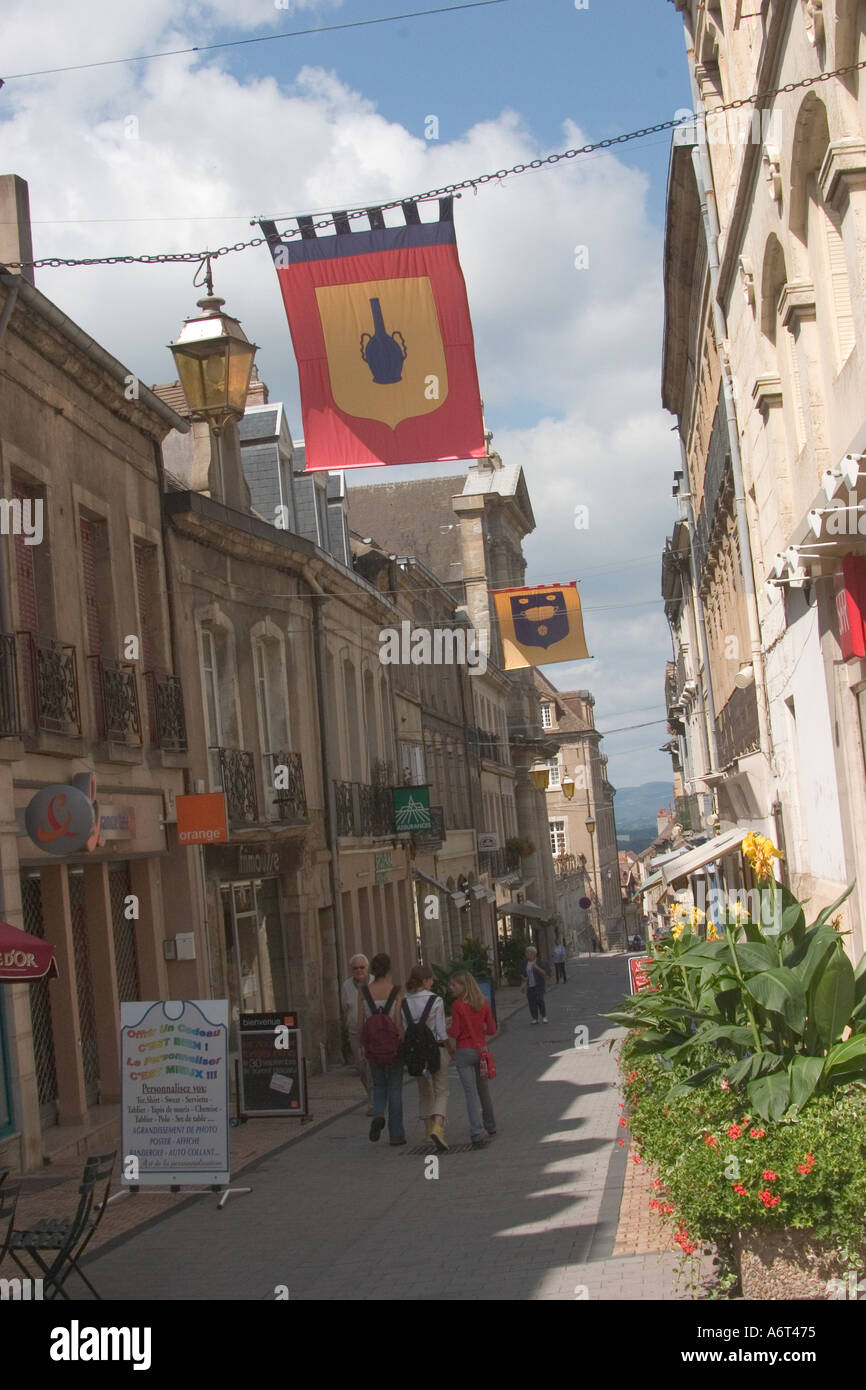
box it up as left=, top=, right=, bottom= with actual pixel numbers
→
left=120, top=1000, right=230, bottom=1186
left=259, top=201, right=485, bottom=470
left=239, top=1012, right=307, bottom=1117
left=491, top=582, right=589, bottom=670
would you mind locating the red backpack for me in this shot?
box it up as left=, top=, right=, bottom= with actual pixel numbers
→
left=361, top=985, right=401, bottom=1065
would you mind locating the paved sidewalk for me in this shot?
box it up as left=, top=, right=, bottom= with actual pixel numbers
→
left=65, top=955, right=714, bottom=1301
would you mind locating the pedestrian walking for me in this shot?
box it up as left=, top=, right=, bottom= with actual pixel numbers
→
left=521, top=946, right=548, bottom=1023
left=552, top=938, right=567, bottom=983
left=341, top=952, right=373, bottom=1114
left=402, top=964, right=450, bottom=1152
left=358, top=953, right=406, bottom=1146
left=447, top=970, right=496, bottom=1149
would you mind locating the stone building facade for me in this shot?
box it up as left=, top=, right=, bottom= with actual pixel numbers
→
left=662, top=0, right=866, bottom=958
left=0, top=229, right=198, bottom=1173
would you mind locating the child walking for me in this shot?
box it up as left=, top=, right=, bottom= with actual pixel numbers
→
left=447, top=970, right=497, bottom=1149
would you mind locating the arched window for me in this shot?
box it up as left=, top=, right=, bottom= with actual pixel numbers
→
left=760, top=234, right=807, bottom=458
left=198, top=609, right=241, bottom=790
left=790, top=94, right=855, bottom=374
left=252, top=622, right=292, bottom=805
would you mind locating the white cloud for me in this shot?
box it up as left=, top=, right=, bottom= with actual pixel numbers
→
left=0, top=10, right=676, bottom=789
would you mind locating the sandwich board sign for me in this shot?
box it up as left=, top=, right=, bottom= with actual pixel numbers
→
left=120, top=999, right=229, bottom=1186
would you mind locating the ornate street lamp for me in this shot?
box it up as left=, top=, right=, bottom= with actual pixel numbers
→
left=560, top=774, right=575, bottom=801
left=168, top=261, right=258, bottom=434
left=529, top=760, right=550, bottom=792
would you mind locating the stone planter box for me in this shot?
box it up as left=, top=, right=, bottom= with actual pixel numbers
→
left=733, top=1228, right=858, bottom=1300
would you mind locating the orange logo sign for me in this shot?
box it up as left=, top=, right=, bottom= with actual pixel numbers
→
left=176, top=793, right=229, bottom=846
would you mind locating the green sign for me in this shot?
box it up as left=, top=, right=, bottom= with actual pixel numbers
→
left=374, top=852, right=392, bottom=884
left=392, top=785, right=432, bottom=831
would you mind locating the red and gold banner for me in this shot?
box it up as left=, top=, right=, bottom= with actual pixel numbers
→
left=492, top=582, right=590, bottom=670
left=261, top=203, right=485, bottom=470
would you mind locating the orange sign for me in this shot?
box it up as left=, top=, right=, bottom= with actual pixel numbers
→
left=176, top=793, right=228, bottom=845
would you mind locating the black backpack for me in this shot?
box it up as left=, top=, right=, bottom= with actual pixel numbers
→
left=401, top=996, right=441, bottom=1077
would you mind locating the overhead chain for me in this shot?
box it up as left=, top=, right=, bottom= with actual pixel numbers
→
left=10, top=56, right=866, bottom=271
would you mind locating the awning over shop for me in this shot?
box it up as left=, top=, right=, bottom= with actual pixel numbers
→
left=660, top=826, right=758, bottom=886
left=413, top=869, right=450, bottom=894
left=0, top=920, right=58, bottom=981
left=496, top=899, right=549, bottom=921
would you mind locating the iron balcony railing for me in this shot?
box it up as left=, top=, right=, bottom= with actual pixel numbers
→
left=358, top=782, right=393, bottom=837
left=335, top=779, right=356, bottom=836
left=211, top=746, right=258, bottom=826
left=19, top=634, right=80, bottom=736
left=334, top=780, right=394, bottom=838
left=145, top=671, right=188, bottom=752
left=0, top=633, right=20, bottom=736
left=479, top=845, right=521, bottom=880
left=89, top=658, right=142, bottom=744
left=266, top=750, right=307, bottom=822
left=553, top=853, right=580, bottom=878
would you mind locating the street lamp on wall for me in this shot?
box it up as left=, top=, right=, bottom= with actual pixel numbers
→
left=585, top=815, right=596, bottom=836
left=529, top=760, right=550, bottom=792
left=560, top=774, right=575, bottom=801
left=169, top=260, right=258, bottom=434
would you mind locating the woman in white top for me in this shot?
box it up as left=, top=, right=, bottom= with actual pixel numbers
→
left=403, top=964, right=450, bottom=1153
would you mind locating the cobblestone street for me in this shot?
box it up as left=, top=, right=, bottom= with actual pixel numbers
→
left=77, top=956, right=712, bottom=1301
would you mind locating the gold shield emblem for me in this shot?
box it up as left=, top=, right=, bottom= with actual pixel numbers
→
left=316, top=276, right=449, bottom=429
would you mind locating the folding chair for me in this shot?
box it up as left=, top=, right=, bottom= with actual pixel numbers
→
left=1, top=1175, right=21, bottom=1263
left=8, top=1150, right=116, bottom=1300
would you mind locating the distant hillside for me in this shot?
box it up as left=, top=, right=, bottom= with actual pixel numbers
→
left=614, top=782, right=674, bottom=854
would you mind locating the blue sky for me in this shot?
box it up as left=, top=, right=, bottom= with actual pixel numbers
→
left=3, top=0, right=693, bottom=793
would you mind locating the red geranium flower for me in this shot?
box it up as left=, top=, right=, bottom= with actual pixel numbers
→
left=727, top=1124, right=742, bottom=1139
left=617, top=1139, right=625, bottom=1147
left=796, top=1163, right=811, bottom=1175
left=749, top=1128, right=766, bottom=1139
left=619, top=1117, right=628, bottom=1127
left=761, top=1170, right=778, bottom=1181
left=758, top=1190, right=780, bottom=1208
left=732, top=1183, right=748, bottom=1195
left=704, top=1134, right=717, bottom=1146
left=632, top=1154, right=642, bottom=1164
left=649, top=1200, right=659, bottom=1211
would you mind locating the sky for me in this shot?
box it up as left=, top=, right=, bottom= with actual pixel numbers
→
left=1, top=0, right=692, bottom=791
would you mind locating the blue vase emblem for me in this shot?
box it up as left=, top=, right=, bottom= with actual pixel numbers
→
left=360, top=298, right=407, bottom=384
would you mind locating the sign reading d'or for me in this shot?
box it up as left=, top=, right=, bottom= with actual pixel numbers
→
left=176, top=793, right=228, bottom=845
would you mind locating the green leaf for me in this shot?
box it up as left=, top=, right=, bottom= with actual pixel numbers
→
left=745, top=969, right=807, bottom=1033
left=741, top=920, right=765, bottom=943
left=747, top=1069, right=790, bottom=1122
left=811, top=950, right=856, bottom=1047
left=779, top=886, right=807, bottom=944
left=809, top=881, right=856, bottom=931
left=789, top=926, right=839, bottom=990
left=724, top=1056, right=754, bottom=1085
left=788, top=1055, right=823, bottom=1112
left=733, top=942, right=779, bottom=974
left=823, top=1036, right=866, bottom=1079
left=665, top=1063, right=723, bottom=1100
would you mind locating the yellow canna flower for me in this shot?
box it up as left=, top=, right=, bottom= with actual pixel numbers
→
left=742, top=832, right=783, bottom=882
left=690, top=907, right=705, bottom=927
left=706, top=921, right=719, bottom=941
left=671, top=921, right=686, bottom=940
left=830, top=913, right=843, bottom=932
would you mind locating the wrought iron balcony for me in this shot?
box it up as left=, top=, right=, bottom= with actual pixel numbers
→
left=19, top=634, right=80, bottom=736
left=212, top=746, right=258, bottom=825
left=266, top=750, right=307, bottom=822
left=334, top=779, right=356, bottom=837
left=145, top=671, right=188, bottom=752
left=90, top=658, right=141, bottom=744
left=554, top=853, right=580, bottom=878
left=359, top=782, right=393, bottom=837
left=0, top=633, right=20, bottom=736
left=716, top=684, right=760, bottom=768
left=479, top=845, right=521, bottom=880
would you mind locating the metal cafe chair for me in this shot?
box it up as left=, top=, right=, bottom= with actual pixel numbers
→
left=8, top=1150, right=116, bottom=1300
left=1, top=1175, right=22, bottom=1264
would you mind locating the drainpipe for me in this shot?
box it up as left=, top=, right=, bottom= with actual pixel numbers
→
left=0, top=277, right=19, bottom=928
left=689, top=140, right=775, bottom=774
left=301, top=563, right=347, bottom=1054
left=675, top=474, right=720, bottom=774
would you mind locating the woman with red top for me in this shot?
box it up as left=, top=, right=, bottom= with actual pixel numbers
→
left=447, top=970, right=497, bottom=1148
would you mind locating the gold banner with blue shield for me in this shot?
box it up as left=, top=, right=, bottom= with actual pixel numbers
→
left=492, top=583, right=590, bottom=670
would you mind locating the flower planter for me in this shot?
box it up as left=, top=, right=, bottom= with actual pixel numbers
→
left=733, top=1228, right=860, bottom=1300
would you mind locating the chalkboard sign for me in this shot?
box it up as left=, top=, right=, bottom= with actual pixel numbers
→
left=239, top=1012, right=307, bottom=1117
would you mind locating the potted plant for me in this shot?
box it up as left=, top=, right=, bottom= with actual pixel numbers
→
left=608, top=832, right=866, bottom=1298
left=498, top=930, right=530, bottom=986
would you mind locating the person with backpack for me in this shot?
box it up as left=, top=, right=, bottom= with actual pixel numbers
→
left=447, top=970, right=497, bottom=1149
left=402, top=964, right=450, bottom=1153
left=357, top=952, right=406, bottom=1146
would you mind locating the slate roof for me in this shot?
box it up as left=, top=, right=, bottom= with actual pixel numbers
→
left=347, top=476, right=468, bottom=580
